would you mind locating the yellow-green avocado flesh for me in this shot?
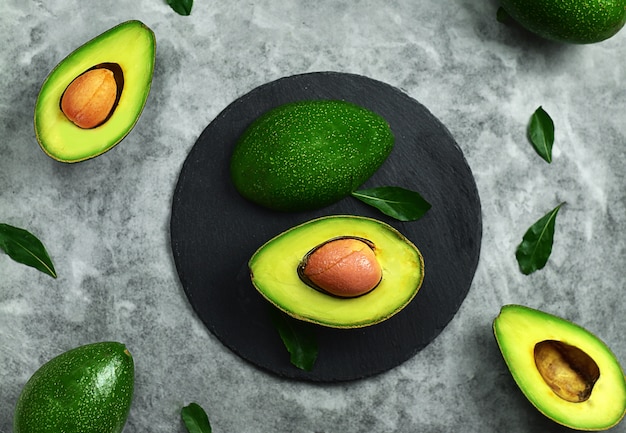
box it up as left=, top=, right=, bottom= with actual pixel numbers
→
left=34, top=20, right=156, bottom=163
left=249, top=215, right=424, bottom=329
left=493, top=304, right=626, bottom=431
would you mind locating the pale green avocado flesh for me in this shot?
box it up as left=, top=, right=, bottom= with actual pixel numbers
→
left=34, top=20, right=156, bottom=163
left=493, top=304, right=626, bottom=430
left=13, top=341, right=134, bottom=433
left=230, top=99, right=394, bottom=212
left=249, top=215, right=424, bottom=329
left=499, top=0, right=626, bottom=43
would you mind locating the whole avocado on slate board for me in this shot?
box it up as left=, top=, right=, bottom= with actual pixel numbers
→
left=170, top=71, right=483, bottom=382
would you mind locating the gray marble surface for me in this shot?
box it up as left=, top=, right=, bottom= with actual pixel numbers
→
left=1, top=0, right=625, bottom=432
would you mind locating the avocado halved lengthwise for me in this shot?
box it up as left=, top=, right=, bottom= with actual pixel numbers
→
left=493, top=304, right=626, bottom=431
left=249, top=215, right=425, bottom=329
left=34, top=20, right=156, bottom=163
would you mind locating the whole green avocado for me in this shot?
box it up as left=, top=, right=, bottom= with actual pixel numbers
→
left=499, top=0, right=626, bottom=43
left=13, top=342, right=134, bottom=433
left=230, top=99, right=394, bottom=212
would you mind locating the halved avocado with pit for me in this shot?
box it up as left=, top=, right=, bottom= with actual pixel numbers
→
left=34, top=20, right=156, bottom=163
left=493, top=304, right=626, bottom=430
left=249, top=215, right=425, bottom=329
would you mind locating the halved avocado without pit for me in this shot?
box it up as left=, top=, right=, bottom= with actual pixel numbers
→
left=34, top=20, right=156, bottom=163
left=493, top=304, right=626, bottom=431
left=249, top=215, right=425, bottom=329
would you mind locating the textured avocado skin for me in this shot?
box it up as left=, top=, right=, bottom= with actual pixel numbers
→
left=13, top=342, right=134, bottom=433
left=500, top=0, right=626, bottom=43
left=230, top=100, right=394, bottom=212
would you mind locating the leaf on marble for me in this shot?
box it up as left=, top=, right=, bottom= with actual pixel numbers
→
left=167, top=0, right=193, bottom=16
left=352, top=186, right=431, bottom=222
left=515, top=203, right=564, bottom=275
left=528, top=106, right=555, bottom=163
left=268, top=306, right=318, bottom=371
left=0, top=223, right=56, bottom=278
left=181, top=402, right=212, bottom=433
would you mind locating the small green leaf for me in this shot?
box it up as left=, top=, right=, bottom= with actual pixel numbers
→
left=516, top=203, right=564, bottom=275
left=528, top=106, right=555, bottom=163
left=181, top=403, right=212, bottom=433
left=351, top=186, right=431, bottom=222
left=167, top=0, right=193, bottom=15
left=0, top=223, right=56, bottom=278
left=268, top=307, right=318, bottom=371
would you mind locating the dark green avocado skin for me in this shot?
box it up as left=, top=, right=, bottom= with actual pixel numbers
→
left=500, top=0, right=626, bottom=43
left=230, top=99, right=394, bottom=212
left=13, top=342, right=134, bottom=433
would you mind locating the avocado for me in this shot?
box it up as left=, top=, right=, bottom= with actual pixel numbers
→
left=34, top=20, right=156, bottom=163
left=249, top=215, right=424, bottom=328
left=13, top=341, right=134, bottom=433
left=230, top=100, right=394, bottom=212
left=493, top=304, right=626, bottom=430
left=499, top=0, right=626, bottom=43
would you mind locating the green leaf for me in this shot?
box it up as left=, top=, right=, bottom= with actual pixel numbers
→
left=528, top=106, right=555, bottom=163
left=268, top=307, right=318, bottom=371
left=516, top=203, right=564, bottom=275
left=351, top=186, right=431, bottom=222
left=0, top=223, right=56, bottom=278
left=181, top=403, right=212, bottom=433
left=167, top=0, right=193, bottom=15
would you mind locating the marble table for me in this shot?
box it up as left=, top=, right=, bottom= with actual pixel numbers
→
left=1, top=0, right=625, bottom=432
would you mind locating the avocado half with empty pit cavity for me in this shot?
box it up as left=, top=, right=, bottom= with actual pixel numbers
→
left=34, top=20, right=156, bottom=163
left=493, top=304, right=626, bottom=431
left=249, top=215, right=425, bottom=329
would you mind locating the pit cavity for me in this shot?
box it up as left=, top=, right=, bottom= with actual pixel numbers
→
left=534, top=340, right=600, bottom=403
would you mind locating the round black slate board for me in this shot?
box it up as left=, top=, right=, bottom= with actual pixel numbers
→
left=170, top=71, right=482, bottom=382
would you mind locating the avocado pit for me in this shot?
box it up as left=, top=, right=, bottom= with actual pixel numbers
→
left=60, top=63, right=123, bottom=129
left=298, top=236, right=382, bottom=298
left=534, top=340, right=600, bottom=403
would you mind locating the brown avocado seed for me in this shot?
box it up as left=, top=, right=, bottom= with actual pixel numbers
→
left=534, top=340, right=600, bottom=403
left=298, top=237, right=382, bottom=298
left=61, top=68, right=117, bottom=129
